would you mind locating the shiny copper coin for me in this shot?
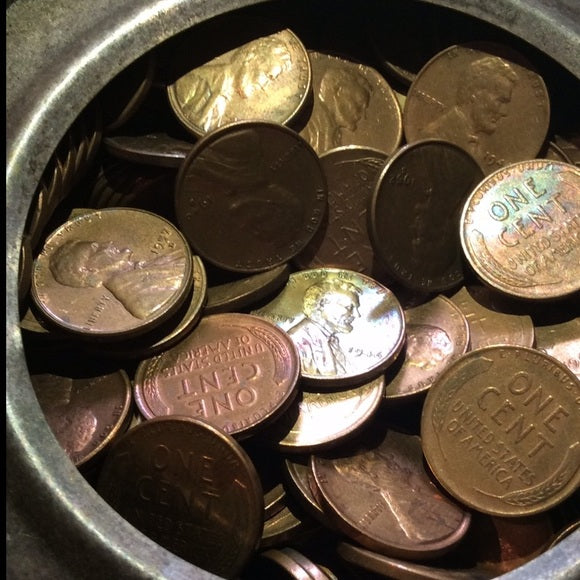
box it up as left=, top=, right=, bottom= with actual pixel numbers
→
left=369, top=139, right=484, bottom=292
left=421, top=345, right=580, bottom=517
left=31, top=208, right=193, bottom=340
left=299, top=51, right=403, bottom=156
left=30, top=369, right=132, bottom=467
left=460, top=159, right=580, bottom=300
left=174, top=120, right=328, bottom=273
left=384, top=295, right=470, bottom=400
left=404, top=43, right=550, bottom=174
left=96, top=415, right=264, bottom=579
left=253, top=268, right=405, bottom=387
left=133, top=312, right=300, bottom=439
left=167, top=29, right=311, bottom=137
left=311, top=427, right=472, bottom=560
left=293, top=146, right=388, bottom=277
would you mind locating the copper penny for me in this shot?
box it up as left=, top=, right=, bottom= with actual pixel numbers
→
left=421, top=345, right=580, bottom=517
left=133, top=312, right=301, bottom=439
left=460, top=159, right=580, bottom=300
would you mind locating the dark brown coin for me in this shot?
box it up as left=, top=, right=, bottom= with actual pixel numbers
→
left=30, top=369, right=132, bottom=467
left=311, top=427, right=472, bottom=560
left=174, top=120, right=328, bottom=273
left=421, top=345, right=580, bottom=517
left=95, top=415, right=264, bottom=579
left=368, top=139, right=484, bottom=292
left=133, top=312, right=301, bottom=439
left=293, top=145, right=388, bottom=277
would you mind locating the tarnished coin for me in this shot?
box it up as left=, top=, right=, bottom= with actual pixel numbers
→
left=421, top=345, right=580, bottom=517
left=133, top=312, right=300, bottom=439
left=449, top=286, right=535, bottom=349
left=253, top=268, right=406, bottom=387
left=535, top=317, right=580, bottom=379
left=30, top=368, right=132, bottom=467
left=293, top=146, right=388, bottom=277
left=96, top=415, right=264, bottom=579
left=368, top=139, right=484, bottom=292
left=174, top=120, right=328, bottom=273
left=31, top=208, right=193, bottom=340
left=460, top=159, right=580, bottom=300
left=404, top=43, right=550, bottom=174
left=310, top=427, right=472, bottom=560
left=299, top=51, right=403, bottom=156
left=283, top=456, right=328, bottom=524
left=167, top=29, right=311, bottom=137
left=384, top=295, right=470, bottom=400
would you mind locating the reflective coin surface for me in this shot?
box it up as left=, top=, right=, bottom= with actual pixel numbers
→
left=253, top=268, right=406, bottom=387
left=421, top=345, right=580, bottom=517
left=460, top=159, right=580, bottom=300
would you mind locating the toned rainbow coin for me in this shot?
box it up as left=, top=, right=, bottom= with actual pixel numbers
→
left=174, top=120, right=328, bottom=273
left=310, top=428, right=472, bottom=560
left=95, top=415, right=264, bottom=579
left=133, top=312, right=300, bottom=439
left=167, top=29, right=311, bottom=137
left=384, top=295, right=470, bottom=400
left=421, top=345, right=580, bottom=517
left=460, top=159, right=580, bottom=300
left=30, top=208, right=193, bottom=340
left=252, top=268, right=406, bottom=388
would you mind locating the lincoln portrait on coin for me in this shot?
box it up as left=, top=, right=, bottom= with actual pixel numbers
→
left=287, top=278, right=361, bottom=376
left=49, top=240, right=186, bottom=319
left=419, top=55, right=518, bottom=156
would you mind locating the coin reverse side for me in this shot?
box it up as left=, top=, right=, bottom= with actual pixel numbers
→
left=421, top=345, right=580, bottom=517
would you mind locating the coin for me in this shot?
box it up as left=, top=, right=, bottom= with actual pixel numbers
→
left=253, top=268, right=405, bottom=387
left=534, top=317, right=580, bottom=379
left=421, top=345, right=580, bottom=517
left=310, top=427, right=472, bottom=560
left=384, top=295, right=470, bottom=400
left=167, top=29, right=311, bottom=137
left=293, top=145, right=388, bottom=277
left=31, top=208, right=193, bottom=340
left=299, top=51, right=403, bottom=156
left=368, top=139, right=484, bottom=292
left=95, top=415, right=264, bottom=579
left=403, top=42, right=551, bottom=174
left=133, top=312, right=301, bottom=439
left=460, top=159, right=580, bottom=300
left=174, top=120, right=328, bottom=273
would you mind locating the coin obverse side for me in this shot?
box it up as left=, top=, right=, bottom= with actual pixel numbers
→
left=96, top=415, right=264, bottom=579
left=460, top=159, right=580, bottom=300
left=133, top=312, right=301, bottom=439
left=31, top=208, right=193, bottom=339
left=252, top=268, right=406, bottom=387
left=421, top=345, right=580, bottom=517
left=174, top=120, right=328, bottom=273
left=167, top=29, right=312, bottom=137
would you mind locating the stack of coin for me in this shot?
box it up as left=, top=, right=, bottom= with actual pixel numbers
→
left=19, top=2, right=579, bottom=579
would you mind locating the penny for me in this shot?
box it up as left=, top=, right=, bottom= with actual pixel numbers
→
left=167, top=29, right=311, bottom=138
left=30, top=368, right=132, bottom=467
left=260, top=503, right=319, bottom=550
left=535, top=317, right=580, bottom=379
left=174, top=120, right=328, bottom=273
left=133, top=312, right=301, bottom=439
left=31, top=208, right=193, bottom=340
left=299, top=51, right=403, bottom=156
left=368, top=139, right=484, bottom=292
left=449, top=286, right=535, bottom=349
left=95, top=415, right=264, bottom=579
left=403, top=42, right=551, bottom=174
left=252, top=268, right=405, bottom=387
left=280, top=547, right=331, bottom=580
left=283, top=456, right=328, bottom=524
left=421, top=345, right=580, bottom=517
left=293, top=145, right=388, bottom=277
left=310, top=427, right=472, bottom=560
left=384, top=295, right=470, bottom=400
left=460, top=159, right=580, bottom=300
left=265, top=375, right=385, bottom=453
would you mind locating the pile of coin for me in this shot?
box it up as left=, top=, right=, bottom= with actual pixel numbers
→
left=19, top=1, right=579, bottom=578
